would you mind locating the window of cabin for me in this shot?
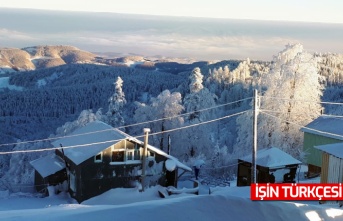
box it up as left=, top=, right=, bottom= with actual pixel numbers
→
left=127, top=151, right=133, bottom=161
left=134, top=149, right=141, bottom=160
left=125, top=143, right=141, bottom=162
left=112, top=150, right=125, bottom=162
left=94, top=152, right=103, bottom=163
left=134, top=143, right=141, bottom=160
left=110, top=142, right=143, bottom=164
left=126, top=149, right=141, bottom=161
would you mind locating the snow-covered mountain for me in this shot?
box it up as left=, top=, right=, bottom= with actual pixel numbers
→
left=0, top=46, right=96, bottom=71
left=0, top=45, right=211, bottom=75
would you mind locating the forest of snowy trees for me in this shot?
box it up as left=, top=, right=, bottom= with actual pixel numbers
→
left=0, top=44, right=343, bottom=191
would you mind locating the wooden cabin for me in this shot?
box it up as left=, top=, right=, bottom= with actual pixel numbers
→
left=30, top=121, right=191, bottom=203
left=237, top=147, right=301, bottom=186
left=301, top=116, right=343, bottom=177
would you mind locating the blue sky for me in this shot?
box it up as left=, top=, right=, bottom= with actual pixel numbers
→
left=0, top=0, right=342, bottom=23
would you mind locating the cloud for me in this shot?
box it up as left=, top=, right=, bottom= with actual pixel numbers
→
left=0, top=28, right=36, bottom=41
left=1, top=10, right=342, bottom=61
left=68, top=30, right=298, bottom=60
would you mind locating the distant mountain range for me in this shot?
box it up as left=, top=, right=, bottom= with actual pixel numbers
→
left=0, top=45, right=212, bottom=74
left=0, top=45, right=123, bottom=71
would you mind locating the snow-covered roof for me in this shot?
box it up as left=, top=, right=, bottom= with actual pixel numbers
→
left=51, top=121, right=192, bottom=171
left=301, top=116, right=343, bottom=141
left=239, top=147, right=301, bottom=169
left=52, top=121, right=127, bottom=165
left=314, top=143, right=343, bottom=159
left=30, top=154, right=66, bottom=178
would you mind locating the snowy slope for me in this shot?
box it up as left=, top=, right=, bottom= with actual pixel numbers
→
left=0, top=77, right=23, bottom=91
left=0, top=185, right=342, bottom=221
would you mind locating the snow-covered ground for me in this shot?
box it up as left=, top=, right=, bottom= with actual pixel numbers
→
left=0, top=77, right=23, bottom=91
left=0, top=179, right=342, bottom=221
left=0, top=67, right=16, bottom=75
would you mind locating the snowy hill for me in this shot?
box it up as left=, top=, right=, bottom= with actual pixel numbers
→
left=0, top=45, right=212, bottom=74
left=0, top=46, right=97, bottom=72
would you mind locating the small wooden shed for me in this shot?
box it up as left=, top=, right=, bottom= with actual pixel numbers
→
left=315, top=143, right=343, bottom=184
left=237, top=147, right=301, bottom=186
left=30, top=154, right=67, bottom=194
left=314, top=143, right=343, bottom=204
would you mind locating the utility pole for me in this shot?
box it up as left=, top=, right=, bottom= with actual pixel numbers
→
left=141, top=128, right=150, bottom=192
left=251, top=89, right=259, bottom=184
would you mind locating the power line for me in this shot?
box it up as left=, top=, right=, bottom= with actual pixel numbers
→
left=202, top=161, right=243, bottom=170
left=0, top=97, right=253, bottom=148
left=3, top=93, right=342, bottom=153
left=259, top=109, right=284, bottom=113
left=0, top=110, right=248, bottom=155
left=148, top=110, right=248, bottom=136
left=259, top=110, right=343, bottom=140
left=259, top=109, right=343, bottom=119
left=116, top=96, right=251, bottom=130
left=0, top=138, right=125, bottom=155
left=260, top=96, right=343, bottom=106
left=321, top=114, right=343, bottom=119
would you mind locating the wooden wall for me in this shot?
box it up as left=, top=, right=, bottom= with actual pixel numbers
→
left=303, top=132, right=341, bottom=170
left=320, top=152, right=343, bottom=205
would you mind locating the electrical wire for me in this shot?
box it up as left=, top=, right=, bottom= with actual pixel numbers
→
left=5, top=93, right=340, bottom=148
left=321, top=114, right=343, bottom=119
left=147, top=110, right=249, bottom=137
left=0, top=138, right=125, bottom=155
left=0, top=97, right=253, bottom=148
left=0, top=110, right=249, bottom=155
left=259, top=109, right=287, bottom=114
left=201, top=161, right=243, bottom=170
left=259, top=109, right=343, bottom=119
left=259, top=110, right=343, bottom=140
left=2, top=93, right=342, bottom=153
left=260, top=95, right=343, bottom=106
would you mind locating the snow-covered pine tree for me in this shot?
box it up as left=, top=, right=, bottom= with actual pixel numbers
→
left=55, top=109, right=100, bottom=135
left=261, top=44, right=322, bottom=158
left=133, top=90, right=184, bottom=150
left=181, top=67, right=218, bottom=160
left=106, top=76, right=127, bottom=128
left=206, top=66, right=230, bottom=96
left=184, top=67, right=217, bottom=122
left=0, top=140, right=52, bottom=192
left=235, top=44, right=323, bottom=158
